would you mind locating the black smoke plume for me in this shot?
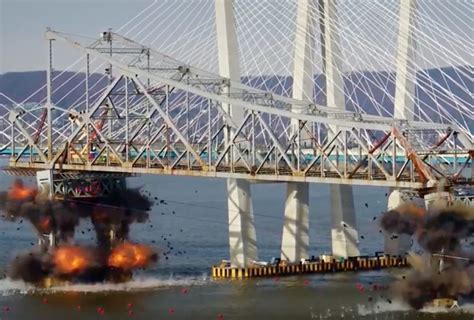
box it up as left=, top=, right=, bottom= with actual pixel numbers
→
left=7, top=252, right=50, bottom=283
left=380, top=204, right=425, bottom=235
left=0, top=179, right=157, bottom=285
left=381, top=202, right=474, bottom=309
left=86, top=188, right=151, bottom=248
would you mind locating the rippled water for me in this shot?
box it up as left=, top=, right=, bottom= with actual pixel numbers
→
left=0, top=159, right=472, bottom=319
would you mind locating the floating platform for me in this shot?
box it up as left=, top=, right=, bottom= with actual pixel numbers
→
left=426, top=298, right=459, bottom=309
left=212, top=255, right=408, bottom=279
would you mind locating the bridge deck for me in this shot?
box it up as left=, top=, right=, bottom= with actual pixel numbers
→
left=2, top=161, right=439, bottom=189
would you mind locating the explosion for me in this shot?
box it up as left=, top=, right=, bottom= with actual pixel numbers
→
left=7, top=179, right=36, bottom=201
left=37, top=216, right=53, bottom=233
left=108, top=242, right=157, bottom=270
left=381, top=201, right=474, bottom=309
left=53, top=246, right=92, bottom=275
left=0, top=179, right=158, bottom=285
left=380, top=203, right=426, bottom=235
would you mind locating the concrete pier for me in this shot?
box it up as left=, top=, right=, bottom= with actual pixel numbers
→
left=384, top=190, right=411, bottom=255
left=281, top=183, right=310, bottom=262
left=227, top=179, right=258, bottom=267
left=330, top=184, right=359, bottom=258
left=36, top=170, right=56, bottom=249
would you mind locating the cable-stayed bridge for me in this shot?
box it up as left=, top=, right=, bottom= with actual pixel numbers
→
left=0, top=0, right=472, bottom=267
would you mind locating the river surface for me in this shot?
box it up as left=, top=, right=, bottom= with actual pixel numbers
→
left=0, top=160, right=472, bottom=319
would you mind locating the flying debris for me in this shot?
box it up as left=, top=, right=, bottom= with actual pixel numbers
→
left=380, top=204, right=425, bottom=235
left=0, top=179, right=158, bottom=286
left=381, top=202, right=474, bottom=309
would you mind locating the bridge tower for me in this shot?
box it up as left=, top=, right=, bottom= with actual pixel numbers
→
left=215, top=0, right=258, bottom=268
left=280, top=0, right=314, bottom=263
left=320, top=0, right=359, bottom=258
left=385, top=0, right=418, bottom=256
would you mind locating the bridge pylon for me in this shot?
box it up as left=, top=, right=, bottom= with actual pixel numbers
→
left=320, top=0, right=359, bottom=258
left=280, top=0, right=314, bottom=263
left=215, top=0, right=258, bottom=267
left=383, top=0, right=418, bottom=256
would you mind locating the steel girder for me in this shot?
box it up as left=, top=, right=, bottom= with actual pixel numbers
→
left=2, top=29, right=473, bottom=190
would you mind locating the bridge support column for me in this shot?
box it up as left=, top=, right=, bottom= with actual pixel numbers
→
left=330, top=185, right=359, bottom=258
left=281, top=183, right=309, bottom=262
left=384, top=189, right=411, bottom=255
left=227, top=179, right=257, bottom=267
left=215, top=0, right=258, bottom=267
left=280, top=0, right=314, bottom=262
left=36, top=170, right=56, bottom=248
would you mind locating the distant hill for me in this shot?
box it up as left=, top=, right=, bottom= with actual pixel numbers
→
left=0, top=71, right=107, bottom=107
left=1, top=67, right=472, bottom=132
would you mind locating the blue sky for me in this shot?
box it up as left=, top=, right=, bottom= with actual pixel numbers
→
left=0, top=0, right=154, bottom=73
left=0, top=0, right=471, bottom=74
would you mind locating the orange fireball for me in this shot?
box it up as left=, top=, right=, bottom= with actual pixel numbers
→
left=398, top=203, right=426, bottom=217
left=8, top=180, right=36, bottom=201
left=108, top=242, right=155, bottom=270
left=92, top=211, right=109, bottom=223
left=53, top=246, right=92, bottom=274
left=37, top=217, right=52, bottom=233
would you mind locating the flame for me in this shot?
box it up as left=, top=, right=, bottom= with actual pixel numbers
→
left=37, top=217, right=52, bottom=233
left=8, top=180, right=36, bottom=201
left=108, top=242, right=155, bottom=270
left=398, top=204, right=426, bottom=217
left=93, top=211, right=109, bottom=222
left=53, top=246, right=92, bottom=274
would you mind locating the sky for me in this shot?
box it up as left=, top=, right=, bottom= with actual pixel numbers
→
left=0, top=0, right=471, bottom=74
left=0, top=0, right=154, bottom=73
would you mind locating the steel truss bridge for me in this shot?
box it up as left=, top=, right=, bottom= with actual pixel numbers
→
left=0, top=29, right=472, bottom=191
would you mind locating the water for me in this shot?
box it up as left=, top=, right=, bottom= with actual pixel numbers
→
left=0, top=160, right=472, bottom=319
